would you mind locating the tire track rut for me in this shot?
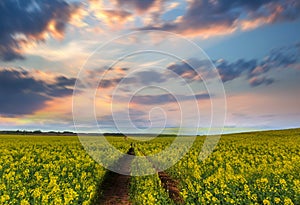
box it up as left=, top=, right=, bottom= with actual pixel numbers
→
left=137, top=148, right=184, bottom=204
left=96, top=146, right=184, bottom=204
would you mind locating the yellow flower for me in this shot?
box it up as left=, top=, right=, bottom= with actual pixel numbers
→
left=284, top=198, right=294, bottom=205
left=20, top=199, right=30, bottom=205
left=263, top=199, right=271, bottom=205
left=251, top=194, right=257, bottom=201
left=274, top=197, right=281, bottom=204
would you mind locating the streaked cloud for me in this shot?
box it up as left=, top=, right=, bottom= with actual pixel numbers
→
left=166, top=58, right=212, bottom=81
left=166, top=42, right=300, bottom=87
left=116, top=93, right=210, bottom=105
left=89, top=41, right=300, bottom=91
left=248, top=76, right=274, bottom=87
left=138, top=0, right=300, bottom=38
left=216, top=42, right=300, bottom=85
left=215, top=59, right=257, bottom=82
left=94, top=68, right=166, bottom=89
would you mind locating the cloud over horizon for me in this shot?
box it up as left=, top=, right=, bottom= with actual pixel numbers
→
left=0, top=67, right=76, bottom=116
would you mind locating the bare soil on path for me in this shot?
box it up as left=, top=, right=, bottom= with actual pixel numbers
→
left=96, top=147, right=184, bottom=205
left=158, top=171, right=184, bottom=204
left=97, top=155, right=134, bottom=205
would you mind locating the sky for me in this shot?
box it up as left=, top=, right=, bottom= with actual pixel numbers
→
left=0, top=0, right=300, bottom=134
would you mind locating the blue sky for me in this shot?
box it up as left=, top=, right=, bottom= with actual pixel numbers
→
left=0, top=0, right=299, bottom=133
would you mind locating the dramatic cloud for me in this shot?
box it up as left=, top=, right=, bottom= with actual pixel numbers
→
left=0, top=67, right=76, bottom=116
left=0, top=0, right=80, bottom=61
left=139, top=0, right=300, bottom=38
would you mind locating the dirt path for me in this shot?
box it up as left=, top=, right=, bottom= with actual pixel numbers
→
left=137, top=148, right=184, bottom=204
left=96, top=147, right=184, bottom=205
left=158, top=171, right=184, bottom=204
left=97, top=155, right=134, bottom=205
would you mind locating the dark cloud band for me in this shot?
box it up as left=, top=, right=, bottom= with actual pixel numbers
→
left=0, top=67, right=76, bottom=116
left=168, top=42, right=300, bottom=87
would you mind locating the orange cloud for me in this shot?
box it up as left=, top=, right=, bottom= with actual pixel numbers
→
left=70, top=6, right=89, bottom=28
left=34, top=96, right=73, bottom=119
left=177, top=22, right=238, bottom=38
left=0, top=116, right=31, bottom=126
left=240, top=4, right=284, bottom=31
left=94, top=9, right=133, bottom=29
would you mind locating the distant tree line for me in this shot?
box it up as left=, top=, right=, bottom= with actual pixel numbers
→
left=0, top=130, right=180, bottom=137
left=0, top=130, right=76, bottom=136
